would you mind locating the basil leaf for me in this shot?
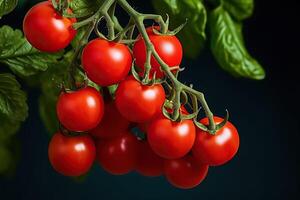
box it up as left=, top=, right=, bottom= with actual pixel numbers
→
left=0, top=0, right=18, bottom=18
left=152, top=0, right=207, bottom=58
left=0, top=26, right=63, bottom=76
left=223, top=0, right=254, bottom=20
left=209, top=6, right=265, bottom=80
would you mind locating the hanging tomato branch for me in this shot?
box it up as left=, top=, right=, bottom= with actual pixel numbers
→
left=0, top=0, right=242, bottom=189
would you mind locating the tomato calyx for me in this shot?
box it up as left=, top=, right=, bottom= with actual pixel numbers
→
left=131, top=64, right=166, bottom=86
left=193, top=110, right=230, bottom=135
left=59, top=122, right=87, bottom=137
left=50, top=0, right=70, bottom=16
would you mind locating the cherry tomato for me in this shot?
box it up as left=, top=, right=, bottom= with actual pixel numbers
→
left=147, top=117, right=196, bottom=159
left=56, top=86, right=104, bottom=132
left=90, top=102, right=130, bottom=139
left=164, top=155, right=209, bottom=189
left=96, top=132, right=138, bottom=175
left=136, top=141, right=164, bottom=177
left=115, top=76, right=165, bottom=123
left=82, top=39, right=132, bottom=86
left=133, top=26, right=183, bottom=78
left=23, top=1, right=76, bottom=52
left=192, top=117, right=240, bottom=166
left=48, top=132, right=96, bottom=177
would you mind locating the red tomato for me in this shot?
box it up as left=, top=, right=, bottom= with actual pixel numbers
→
left=23, top=1, right=76, bottom=52
left=147, top=117, right=196, bottom=159
left=90, top=102, right=130, bottom=139
left=133, top=27, right=183, bottom=78
left=82, top=39, right=132, bottom=86
left=48, top=132, right=96, bottom=177
left=56, top=86, right=104, bottom=132
left=164, top=155, right=209, bottom=189
left=192, top=117, right=240, bottom=166
left=136, top=141, right=164, bottom=177
left=96, top=132, right=138, bottom=175
left=115, top=76, right=165, bottom=123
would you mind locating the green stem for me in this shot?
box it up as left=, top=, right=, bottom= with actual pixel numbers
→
left=117, top=0, right=217, bottom=131
left=68, top=21, right=96, bottom=90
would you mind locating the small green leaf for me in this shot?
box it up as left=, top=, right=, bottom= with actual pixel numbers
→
left=222, top=0, right=254, bottom=21
left=152, top=0, right=207, bottom=58
left=69, top=0, right=104, bottom=18
left=0, top=26, right=63, bottom=76
left=209, top=7, right=265, bottom=80
left=0, top=0, right=18, bottom=18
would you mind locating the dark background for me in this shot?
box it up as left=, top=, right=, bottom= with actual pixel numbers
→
left=0, top=0, right=299, bottom=199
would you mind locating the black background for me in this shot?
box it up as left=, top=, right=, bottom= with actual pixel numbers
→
left=0, top=0, right=299, bottom=199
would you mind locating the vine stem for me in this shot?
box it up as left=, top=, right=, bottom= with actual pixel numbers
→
left=68, top=21, right=95, bottom=89
left=69, top=0, right=222, bottom=133
left=116, top=0, right=217, bottom=132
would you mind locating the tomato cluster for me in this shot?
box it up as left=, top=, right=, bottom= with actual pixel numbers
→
left=23, top=1, right=240, bottom=189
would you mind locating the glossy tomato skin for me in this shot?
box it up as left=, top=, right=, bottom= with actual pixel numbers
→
left=136, top=141, right=164, bottom=177
left=192, top=117, right=240, bottom=166
left=96, top=132, right=138, bottom=175
left=115, top=76, right=165, bottom=123
left=56, top=87, right=104, bottom=132
left=82, top=39, right=132, bottom=86
left=48, top=132, right=96, bottom=177
left=23, top=1, right=76, bottom=52
left=147, top=117, right=196, bottom=159
left=164, top=155, right=209, bottom=189
left=133, top=27, right=183, bottom=78
left=90, top=102, right=130, bottom=139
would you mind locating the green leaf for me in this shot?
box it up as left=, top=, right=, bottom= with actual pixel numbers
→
left=37, top=52, right=71, bottom=135
left=0, top=73, right=27, bottom=120
left=222, top=0, right=254, bottom=21
left=0, top=0, right=18, bottom=18
left=69, top=0, right=104, bottom=18
left=0, top=117, right=21, bottom=141
left=209, top=7, right=265, bottom=80
left=0, top=25, right=63, bottom=76
left=152, top=0, right=207, bottom=58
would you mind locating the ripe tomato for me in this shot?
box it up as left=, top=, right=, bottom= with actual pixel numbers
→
left=56, top=86, right=104, bottom=132
left=48, top=132, right=96, bottom=177
left=90, top=102, right=130, bottom=139
left=133, top=27, right=183, bottom=78
left=23, top=1, right=76, bottom=52
left=82, top=39, right=132, bottom=86
left=115, top=76, right=165, bottom=123
left=96, top=132, right=138, bottom=175
left=147, top=117, right=196, bottom=159
left=136, top=141, right=164, bottom=177
left=164, top=155, right=209, bottom=189
left=192, top=117, right=240, bottom=166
